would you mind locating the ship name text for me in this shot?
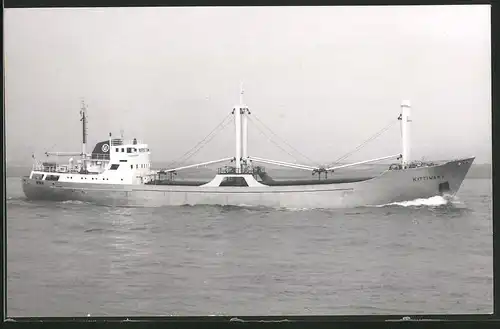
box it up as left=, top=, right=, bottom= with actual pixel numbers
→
left=413, top=175, right=444, bottom=182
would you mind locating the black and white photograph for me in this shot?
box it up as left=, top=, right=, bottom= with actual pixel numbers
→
left=4, top=4, right=492, bottom=317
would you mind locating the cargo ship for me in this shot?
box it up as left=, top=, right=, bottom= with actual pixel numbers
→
left=21, top=91, right=474, bottom=208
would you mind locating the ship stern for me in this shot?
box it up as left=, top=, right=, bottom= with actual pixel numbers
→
left=21, top=176, right=71, bottom=201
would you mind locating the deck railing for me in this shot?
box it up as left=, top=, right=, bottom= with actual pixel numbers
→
left=32, top=161, right=108, bottom=174
left=91, top=154, right=110, bottom=161
left=217, top=166, right=266, bottom=175
left=110, top=139, right=144, bottom=146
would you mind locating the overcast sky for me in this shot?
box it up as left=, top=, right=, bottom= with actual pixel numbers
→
left=4, top=5, right=491, bottom=166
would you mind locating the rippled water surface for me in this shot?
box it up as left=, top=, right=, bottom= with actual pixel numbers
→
left=6, top=177, right=492, bottom=316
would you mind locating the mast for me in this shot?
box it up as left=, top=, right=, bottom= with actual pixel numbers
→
left=80, top=100, right=88, bottom=171
left=241, top=108, right=248, bottom=163
left=233, top=82, right=249, bottom=173
left=240, top=83, right=249, bottom=165
left=400, top=100, right=411, bottom=168
left=109, top=132, right=112, bottom=159
left=239, top=81, right=244, bottom=105
left=234, top=105, right=242, bottom=172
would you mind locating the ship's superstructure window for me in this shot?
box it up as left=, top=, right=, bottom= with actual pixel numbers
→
left=121, top=148, right=125, bottom=152
left=130, top=165, right=133, bottom=169
left=120, top=160, right=127, bottom=162
left=32, top=173, right=44, bottom=180
left=45, top=175, right=60, bottom=181
left=110, top=164, right=120, bottom=170
left=115, top=148, right=119, bottom=152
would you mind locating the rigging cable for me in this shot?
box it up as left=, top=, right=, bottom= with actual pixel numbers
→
left=250, top=114, right=321, bottom=167
left=169, top=113, right=233, bottom=168
left=44, top=142, right=60, bottom=157
left=325, top=118, right=399, bottom=168
left=170, top=114, right=232, bottom=167
left=247, top=116, right=310, bottom=165
left=180, top=118, right=234, bottom=165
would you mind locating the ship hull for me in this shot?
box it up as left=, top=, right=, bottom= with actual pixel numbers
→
left=21, top=157, right=474, bottom=208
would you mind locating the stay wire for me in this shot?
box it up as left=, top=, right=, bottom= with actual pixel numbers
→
left=247, top=116, right=305, bottom=164
left=250, top=114, right=320, bottom=167
left=180, top=118, right=233, bottom=165
left=169, top=114, right=232, bottom=168
left=326, top=118, right=398, bottom=168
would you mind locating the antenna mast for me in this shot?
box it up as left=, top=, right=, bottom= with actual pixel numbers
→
left=80, top=99, right=88, bottom=172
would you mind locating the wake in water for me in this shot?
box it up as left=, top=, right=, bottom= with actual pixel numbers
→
left=60, top=200, right=87, bottom=205
left=375, top=195, right=461, bottom=208
left=6, top=196, right=50, bottom=208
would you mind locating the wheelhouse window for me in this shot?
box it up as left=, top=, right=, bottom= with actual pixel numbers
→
left=109, top=164, right=120, bottom=170
left=127, top=147, right=132, bottom=153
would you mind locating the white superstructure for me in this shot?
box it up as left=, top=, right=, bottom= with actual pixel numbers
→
left=30, top=138, right=153, bottom=185
left=29, top=101, right=153, bottom=185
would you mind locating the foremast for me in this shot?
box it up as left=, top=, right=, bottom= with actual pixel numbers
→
left=399, top=100, right=411, bottom=169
